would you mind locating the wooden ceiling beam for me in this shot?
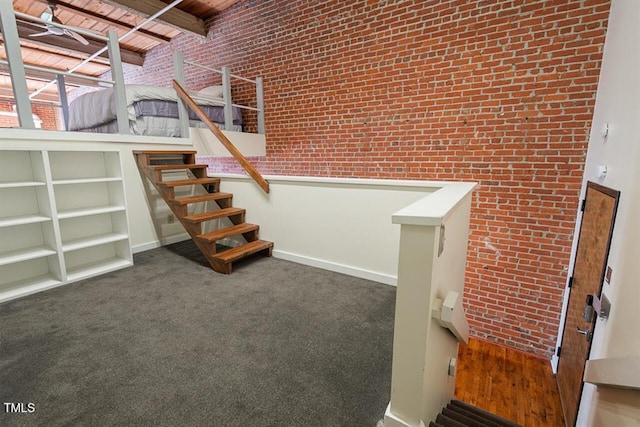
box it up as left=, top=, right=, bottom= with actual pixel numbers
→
left=0, top=64, right=104, bottom=88
left=29, top=0, right=171, bottom=45
left=15, top=21, right=144, bottom=67
left=101, top=0, right=207, bottom=37
left=0, top=85, right=60, bottom=103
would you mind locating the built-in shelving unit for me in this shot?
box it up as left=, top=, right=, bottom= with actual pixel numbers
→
left=0, top=150, right=132, bottom=303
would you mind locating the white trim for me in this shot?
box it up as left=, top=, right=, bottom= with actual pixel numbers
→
left=273, top=249, right=397, bottom=286
left=0, top=127, right=193, bottom=146
left=383, top=403, right=425, bottom=427
left=214, top=172, right=452, bottom=190
left=551, top=355, right=559, bottom=374
left=133, top=239, right=399, bottom=286
left=392, top=182, right=478, bottom=226
left=132, top=233, right=191, bottom=254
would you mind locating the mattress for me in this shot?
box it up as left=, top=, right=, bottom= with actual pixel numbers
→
left=68, top=84, right=242, bottom=136
left=75, top=116, right=242, bottom=137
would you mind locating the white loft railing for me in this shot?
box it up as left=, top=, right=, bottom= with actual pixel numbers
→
left=176, top=54, right=265, bottom=135
left=0, top=0, right=129, bottom=133
left=172, top=52, right=265, bottom=137
left=0, top=0, right=265, bottom=136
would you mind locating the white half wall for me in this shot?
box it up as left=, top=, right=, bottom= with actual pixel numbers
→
left=215, top=174, right=455, bottom=285
left=385, top=183, right=476, bottom=426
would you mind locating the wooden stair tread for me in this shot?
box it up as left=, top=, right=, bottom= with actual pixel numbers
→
left=135, top=149, right=272, bottom=274
left=172, top=192, right=233, bottom=206
left=183, top=207, right=245, bottom=223
left=158, top=177, right=220, bottom=188
left=148, top=163, right=207, bottom=171
left=197, top=223, right=259, bottom=242
left=214, top=240, right=273, bottom=263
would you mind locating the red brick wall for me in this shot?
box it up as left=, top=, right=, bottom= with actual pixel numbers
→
left=126, top=0, right=610, bottom=356
left=0, top=101, right=61, bottom=130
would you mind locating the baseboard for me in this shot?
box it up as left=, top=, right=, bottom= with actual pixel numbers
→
left=132, top=233, right=191, bottom=254
left=551, top=354, right=559, bottom=374
left=383, top=402, right=426, bottom=427
left=132, top=241, right=398, bottom=286
left=273, top=249, right=397, bottom=286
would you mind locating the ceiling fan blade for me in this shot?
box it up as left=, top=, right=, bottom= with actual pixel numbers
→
left=29, top=31, right=52, bottom=38
left=64, top=29, right=89, bottom=46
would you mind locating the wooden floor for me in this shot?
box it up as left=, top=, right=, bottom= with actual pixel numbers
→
left=455, top=338, right=565, bottom=427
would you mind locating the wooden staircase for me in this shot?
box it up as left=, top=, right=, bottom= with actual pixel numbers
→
left=430, top=400, right=522, bottom=427
left=134, top=150, right=273, bottom=274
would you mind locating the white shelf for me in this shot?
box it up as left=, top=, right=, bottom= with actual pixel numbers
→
left=62, top=233, right=129, bottom=252
left=0, top=274, right=63, bottom=303
left=0, top=180, right=46, bottom=188
left=53, top=177, right=122, bottom=185
left=0, top=214, right=51, bottom=228
left=0, top=246, right=57, bottom=266
left=0, top=149, right=132, bottom=302
left=66, top=257, right=132, bottom=282
left=57, top=205, right=125, bottom=220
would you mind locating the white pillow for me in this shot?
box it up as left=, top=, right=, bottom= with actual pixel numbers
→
left=198, top=85, right=224, bottom=98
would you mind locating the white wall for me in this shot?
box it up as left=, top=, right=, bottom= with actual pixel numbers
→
left=555, top=0, right=640, bottom=424
left=215, top=174, right=446, bottom=284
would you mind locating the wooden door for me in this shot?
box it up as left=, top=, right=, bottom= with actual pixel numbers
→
left=557, top=182, right=620, bottom=427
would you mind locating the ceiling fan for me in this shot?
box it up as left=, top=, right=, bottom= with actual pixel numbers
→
left=29, top=3, right=90, bottom=45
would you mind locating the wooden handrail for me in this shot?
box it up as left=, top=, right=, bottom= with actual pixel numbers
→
left=172, top=80, right=270, bottom=194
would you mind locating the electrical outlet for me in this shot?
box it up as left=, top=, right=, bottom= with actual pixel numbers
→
left=167, top=214, right=175, bottom=224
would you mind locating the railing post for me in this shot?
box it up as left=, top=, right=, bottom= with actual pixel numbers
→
left=385, top=185, right=475, bottom=427
left=107, top=29, right=128, bottom=134
left=0, top=0, right=34, bottom=128
left=222, top=66, right=233, bottom=131
left=256, top=76, right=265, bottom=134
left=173, top=51, right=190, bottom=138
left=56, top=74, right=70, bottom=130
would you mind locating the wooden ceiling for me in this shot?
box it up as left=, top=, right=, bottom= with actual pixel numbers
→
left=1, top=0, right=238, bottom=102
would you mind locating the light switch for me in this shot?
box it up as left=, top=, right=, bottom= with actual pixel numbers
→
left=448, top=358, right=457, bottom=377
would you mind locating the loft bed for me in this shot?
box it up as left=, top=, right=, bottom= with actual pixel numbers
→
left=0, top=4, right=265, bottom=140
left=67, top=84, right=244, bottom=137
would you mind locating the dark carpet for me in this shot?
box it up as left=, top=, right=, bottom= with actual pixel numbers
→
left=0, top=241, right=396, bottom=426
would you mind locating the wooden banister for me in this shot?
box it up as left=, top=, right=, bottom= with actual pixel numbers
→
left=172, top=80, right=270, bottom=194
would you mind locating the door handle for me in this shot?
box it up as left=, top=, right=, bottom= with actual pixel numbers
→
left=576, top=326, right=592, bottom=341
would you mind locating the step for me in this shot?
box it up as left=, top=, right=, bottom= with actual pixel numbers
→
left=448, top=401, right=521, bottom=427
left=442, top=407, right=495, bottom=427
left=148, top=163, right=208, bottom=172
left=434, top=413, right=466, bottom=427
left=183, top=207, right=245, bottom=224
left=134, top=150, right=197, bottom=167
left=172, top=192, right=233, bottom=206
left=213, top=240, right=273, bottom=264
left=197, top=223, right=259, bottom=243
left=158, top=177, right=220, bottom=188
left=134, top=150, right=197, bottom=155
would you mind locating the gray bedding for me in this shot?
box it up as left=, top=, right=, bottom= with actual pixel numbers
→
left=133, top=100, right=242, bottom=125
left=67, top=84, right=243, bottom=135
